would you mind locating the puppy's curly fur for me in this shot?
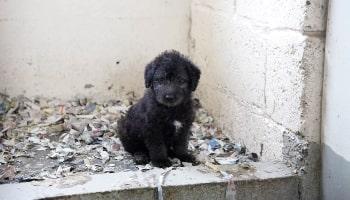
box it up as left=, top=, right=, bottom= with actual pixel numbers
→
left=118, top=50, right=201, bottom=168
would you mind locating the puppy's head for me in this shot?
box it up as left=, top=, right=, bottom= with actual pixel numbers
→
left=145, top=50, right=201, bottom=107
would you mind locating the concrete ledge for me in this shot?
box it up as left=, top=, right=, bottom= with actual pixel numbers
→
left=0, top=161, right=299, bottom=200
left=235, top=177, right=299, bottom=200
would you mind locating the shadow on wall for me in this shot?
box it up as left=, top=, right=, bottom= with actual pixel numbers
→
left=322, top=145, right=350, bottom=200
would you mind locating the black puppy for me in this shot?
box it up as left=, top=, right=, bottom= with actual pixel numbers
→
left=118, top=50, right=201, bottom=168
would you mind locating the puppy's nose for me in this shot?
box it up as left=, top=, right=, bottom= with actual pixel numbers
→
left=164, top=94, right=175, bottom=102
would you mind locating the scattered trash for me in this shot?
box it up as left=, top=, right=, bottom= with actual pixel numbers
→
left=0, top=155, right=6, bottom=164
left=249, top=152, right=259, bottom=162
left=91, top=165, right=103, bottom=172
left=47, top=124, right=65, bottom=134
left=79, top=131, right=94, bottom=144
left=0, top=94, right=258, bottom=184
left=0, top=165, right=16, bottom=181
left=56, top=165, right=72, bottom=177
left=97, top=149, right=110, bottom=164
left=208, top=138, right=221, bottom=151
left=84, top=102, right=96, bottom=114
left=103, top=165, right=115, bottom=173
left=46, top=115, right=64, bottom=125
left=223, top=143, right=235, bottom=152
left=233, top=143, right=246, bottom=154
left=0, top=94, right=11, bottom=115
left=214, top=157, right=239, bottom=165
left=137, top=164, right=153, bottom=172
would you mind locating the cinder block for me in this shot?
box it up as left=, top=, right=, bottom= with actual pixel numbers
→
left=197, top=84, right=284, bottom=161
left=236, top=0, right=306, bottom=30
left=236, top=0, right=327, bottom=32
left=191, top=6, right=266, bottom=108
left=264, top=31, right=306, bottom=133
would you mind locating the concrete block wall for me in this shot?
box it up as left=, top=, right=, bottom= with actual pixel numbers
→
left=190, top=0, right=327, bottom=199
left=0, top=0, right=191, bottom=100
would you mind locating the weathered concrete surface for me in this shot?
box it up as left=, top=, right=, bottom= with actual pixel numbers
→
left=0, top=0, right=190, bottom=100
left=0, top=169, right=161, bottom=200
left=0, top=162, right=299, bottom=200
left=235, top=178, right=299, bottom=200
left=190, top=1, right=327, bottom=199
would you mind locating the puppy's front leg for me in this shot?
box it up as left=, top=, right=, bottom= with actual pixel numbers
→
left=145, top=137, right=172, bottom=168
left=173, top=131, right=199, bottom=165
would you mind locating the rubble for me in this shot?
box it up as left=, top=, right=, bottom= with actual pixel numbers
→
left=0, top=94, right=259, bottom=184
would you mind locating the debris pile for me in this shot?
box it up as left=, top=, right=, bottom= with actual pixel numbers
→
left=0, top=93, right=258, bottom=184
left=190, top=108, right=258, bottom=167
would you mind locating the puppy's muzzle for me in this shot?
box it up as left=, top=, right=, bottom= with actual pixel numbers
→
left=162, top=93, right=182, bottom=107
left=164, top=94, right=176, bottom=102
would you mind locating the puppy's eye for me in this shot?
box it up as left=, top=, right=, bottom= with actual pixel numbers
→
left=154, top=78, right=165, bottom=83
left=176, top=78, right=187, bottom=84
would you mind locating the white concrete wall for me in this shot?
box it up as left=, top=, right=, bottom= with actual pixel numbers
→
left=322, top=0, right=350, bottom=199
left=190, top=0, right=327, bottom=199
left=0, top=0, right=190, bottom=100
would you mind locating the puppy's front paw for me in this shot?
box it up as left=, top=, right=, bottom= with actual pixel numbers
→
left=191, top=159, right=200, bottom=166
left=152, top=159, right=172, bottom=168
left=177, top=153, right=200, bottom=165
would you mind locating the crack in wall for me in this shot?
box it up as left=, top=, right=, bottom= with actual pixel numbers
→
left=237, top=14, right=326, bottom=37
left=263, top=49, right=268, bottom=109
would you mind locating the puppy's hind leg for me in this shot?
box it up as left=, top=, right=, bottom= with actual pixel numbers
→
left=133, top=152, right=150, bottom=165
left=119, top=134, right=150, bottom=164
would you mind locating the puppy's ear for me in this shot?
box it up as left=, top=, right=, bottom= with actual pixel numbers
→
left=144, top=62, right=156, bottom=88
left=186, top=62, right=201, bottom=91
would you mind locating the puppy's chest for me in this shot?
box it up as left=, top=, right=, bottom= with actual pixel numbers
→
left=163, top=120, right=183, bottom=136
left=172, top=120, right=183, bottom=133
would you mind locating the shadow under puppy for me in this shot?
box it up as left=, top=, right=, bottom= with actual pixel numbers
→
left=118, top=50, right=201, bottom=168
